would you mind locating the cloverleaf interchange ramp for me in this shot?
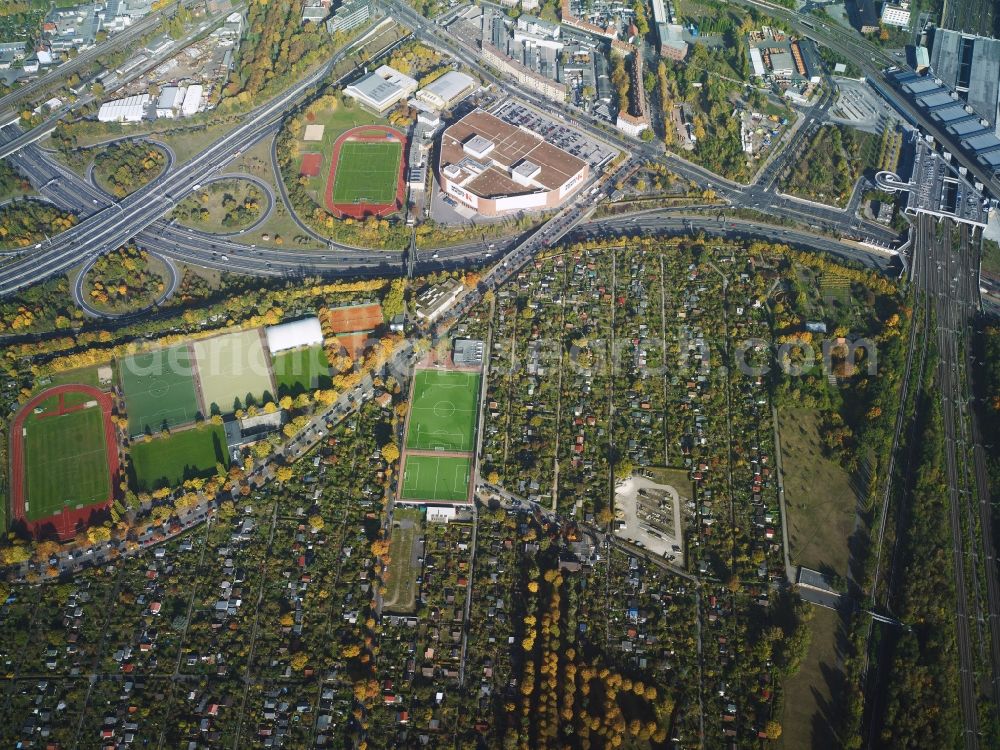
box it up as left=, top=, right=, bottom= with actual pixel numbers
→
left=0, top=2, right=905, bottom=302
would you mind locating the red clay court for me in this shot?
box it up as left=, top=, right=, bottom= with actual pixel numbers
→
left=324, top=125, right=407, bottom=219
left=299, top=153, right=323, bottom=177
left=10, top=384, right=119, bottom=540
left=324, top=302, right=384, bottom=334
left=335, top=332, right=373, bottom=360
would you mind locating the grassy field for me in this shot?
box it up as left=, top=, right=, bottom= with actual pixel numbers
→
left=24, top=404, right=111, bottom=521
left=272, top=345, right=332, bottom=396
left=383, top=507, right=423, bottom=613
left=983, top=237, right=1000, bottom=278
left=191, top=328, right=275, bottom=414
left=172, top=179, right=265, bottom=233
left=779, top=605, right=846, bottom=750
left=331, top=140, right=401, bottom=205
left=35, top=364, right=106, bottom=394
left=778, top=408, right=857, bottom=579
left=120, top=346, right=201, bottom=435
left=223, top=138, right=327, bottom=251
left=405, top=369, right=481, bottom=453
left=128, top=424, right=228, bottom=491
left=400, top=454, right=471, bottom=503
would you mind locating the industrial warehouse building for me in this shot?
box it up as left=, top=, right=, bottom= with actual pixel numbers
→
left=415, top=71, right=477, bottom=111
left=437, top=109, right=588, bottom=217
left=97, top=93, right=149, bottom=123
left=264, top=317, right=325, bottom=354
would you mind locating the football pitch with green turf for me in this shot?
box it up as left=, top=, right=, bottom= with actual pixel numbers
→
left=331, top=140, right=401, bottom=205
left=400, top=454, right=471, bottom=503
left=128, top=424, right=229, bottom=492
left=24, top=405, right=111, bottom=521
left=405, top=369, right=481, bottom=452
left=120, top=345, right=201, bottom=435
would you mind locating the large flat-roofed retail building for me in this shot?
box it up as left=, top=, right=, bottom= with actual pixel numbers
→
left=437, top=109, right=588, bottom=217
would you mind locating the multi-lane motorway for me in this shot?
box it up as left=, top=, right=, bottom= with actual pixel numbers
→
left=0, top=0, right=905, bottom=303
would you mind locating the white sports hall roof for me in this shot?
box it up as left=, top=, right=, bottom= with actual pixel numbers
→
left=265, top=317, right=324, bottom=354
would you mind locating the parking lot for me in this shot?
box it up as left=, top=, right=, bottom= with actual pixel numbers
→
left=490, top=99, right=617, bottom=170
left=613, top=474, right=684, bottom=563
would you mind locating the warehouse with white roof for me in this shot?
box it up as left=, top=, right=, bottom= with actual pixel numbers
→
left=265, top=317, right=324, bottom=354
left=98, top=93, right=150, bottom=123
left=415, top=71, right=476, bottom=111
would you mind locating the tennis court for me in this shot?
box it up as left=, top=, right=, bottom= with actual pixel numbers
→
left=330, top=139, right=402, bottom=205
left=405, top=369, right=481, bottom=453
left=120, top=345, right=201, bottom=435
left=192, top=328, right=275, bottom=414
left=324, top=302, right=383, bottom=334
left=400, top=454, right=471, bottom=503
left=23, top=402, right=112, bottom=521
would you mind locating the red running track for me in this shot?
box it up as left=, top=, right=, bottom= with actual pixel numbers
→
left=324, top=125, right=407, bottom=220
left=10, top=384, right=119, bottom=541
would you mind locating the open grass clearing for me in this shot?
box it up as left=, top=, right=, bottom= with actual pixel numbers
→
left=272, top=344, right=332, bottom=396
left=778, top=408, right=857, bottom=579
left=128, top=424, right=228, bottom=491
left=35, top=364, right=107, bottom=394
left=779, top=605, right=846, bottom=750
left=642, top=466, right=694, bottom=504
left=383, top=507, right=423, bottom=613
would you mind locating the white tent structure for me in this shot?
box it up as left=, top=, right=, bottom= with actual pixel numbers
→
left=265, top=317, right=324, bottom=354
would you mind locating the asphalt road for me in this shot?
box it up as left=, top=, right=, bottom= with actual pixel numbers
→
left=0, top=3, right=907, bottom=302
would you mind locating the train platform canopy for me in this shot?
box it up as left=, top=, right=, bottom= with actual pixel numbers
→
left=947, top=119, right=988, bottom=138
left=916, top=91, right=956, bottom=110
left=899, top=76, right=942, bottom=96
left=931, top=104, right=974, bottom=123
left=961, top=132, right=1000, bottom=154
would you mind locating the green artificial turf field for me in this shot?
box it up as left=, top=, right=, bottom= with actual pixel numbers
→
left=191, top=328, right=275, bottom=414
left=272, top=344, right=332, bottom=396
left=405, top=369, right=481, bottom=452
left=331, top=140, right=401, bottom=205
left=400, top=454, right=471, bottom=503
left=23, top=405, right=111, bottom=521
left=128, top=424, right=229, bottom=491
left=120, top=345, right=201, bottom=435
